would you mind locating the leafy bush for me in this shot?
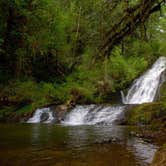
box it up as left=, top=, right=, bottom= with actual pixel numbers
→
left=106, top=47, right=148, bottom=89
left=0, top=80, right=59, bottom=108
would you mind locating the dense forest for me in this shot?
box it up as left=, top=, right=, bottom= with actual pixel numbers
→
left=1, top=1, right=166, bottom=166
left=0, top=0, right=166, bottom=116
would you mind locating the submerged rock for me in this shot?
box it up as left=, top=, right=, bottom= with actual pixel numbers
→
left=94, top=137, right=121, bottom=145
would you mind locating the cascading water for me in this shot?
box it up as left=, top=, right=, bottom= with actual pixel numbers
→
left=27, top=108, right=55, bottom=123
left=122, top=57, right=166, bottom=104
left=27, top=57, right=166, bottom=125
left=62, top=105, right=95, bottom=125
left=61, top=57, right=166, bottom=125
left=62, top=105, right=125, bottom=125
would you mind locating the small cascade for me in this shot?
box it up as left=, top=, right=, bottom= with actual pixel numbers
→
left=62, top=105, right=94, bottom=125
left=27, top=57, right=166, bottom=125
left=122, top=57, right=166, bottom=104
left=62, top=105, right=125, bottom=125
left=60, top=57, right=166, bottom=125
left=27, top=108, right=55, bottom=123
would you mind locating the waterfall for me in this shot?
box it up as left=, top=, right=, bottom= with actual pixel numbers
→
left=122, top=57, right=166, bottom=104
left=62, top=105, right=125, bottom=125
left=61, top=57, right=166, bottom=125
left=27, top=57, right=166, bottom=125
left=62, top=105, right=95, bottom=125
left=27, top=108, right=55, bottom=123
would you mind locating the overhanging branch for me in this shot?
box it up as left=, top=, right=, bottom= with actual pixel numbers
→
left=98, top=0, right=165, bottom=59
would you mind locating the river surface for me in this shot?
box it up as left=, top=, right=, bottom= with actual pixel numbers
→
left=0, top=124, right=157, bottom=166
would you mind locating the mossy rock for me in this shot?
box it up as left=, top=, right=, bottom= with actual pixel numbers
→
left=125, top=102, right=166, bottom=128
left=0, top=104, right=35, bottom=122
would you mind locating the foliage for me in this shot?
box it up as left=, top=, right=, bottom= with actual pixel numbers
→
left=0, top=0, right=166, bottom=118
left=125, top=102, right=166, bottom=127
left=107, top=47, right=148, bottom=89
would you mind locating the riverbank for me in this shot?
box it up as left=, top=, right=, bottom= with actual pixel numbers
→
left=124, top=102, right=166, bottom=166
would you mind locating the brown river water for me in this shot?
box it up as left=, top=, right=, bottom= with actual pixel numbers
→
left=0, top=124, right=157, bottom=166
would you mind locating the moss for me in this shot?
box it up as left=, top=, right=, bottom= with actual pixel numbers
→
left=0, top=104, right=35, bottom=122
left=15, top=104, right=34, bottom=115
left=125, top=102, right=166, bottom=127
left=0, top=106, right=15, bottom=121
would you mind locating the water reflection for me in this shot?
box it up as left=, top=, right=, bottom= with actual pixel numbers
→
left=127, top=137, right=158, bottom=164
left=0, top=124, right=158, bottom=166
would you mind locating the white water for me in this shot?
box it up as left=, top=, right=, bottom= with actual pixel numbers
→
left=62, top=105, right=125, bottom=125
left=27, top=57, right=166, bottom=125
left=122, top=57, right=166, bottom=104
left=61, top=57, right=166, bottom=125
left=62, top=105, right=95, bottom=125
left=27, top=108, right=54, bottom=123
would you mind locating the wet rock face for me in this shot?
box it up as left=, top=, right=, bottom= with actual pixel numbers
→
left=117, top=104, right=138, bottom=125
left=50, top=105, right=69, bottom=123
left=155, top=70, right=166, bottom=102
left=40, top=112, right=49, bottom=122
left=160, top=70, right=166, bottom=85
left=154, top=70, right=166, bottom=102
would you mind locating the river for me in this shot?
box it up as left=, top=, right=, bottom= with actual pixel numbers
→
left=0, top=124, right=157, bottom=166
left=1, top=57, right=166, bottom=166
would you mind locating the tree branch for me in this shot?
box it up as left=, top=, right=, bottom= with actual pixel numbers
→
left=98, top=0, right=165, bottom=59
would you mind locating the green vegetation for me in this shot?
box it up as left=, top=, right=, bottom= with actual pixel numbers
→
left=125, top=102, right=166, bottom=128
left=0, top=0, right=166, bottom=119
